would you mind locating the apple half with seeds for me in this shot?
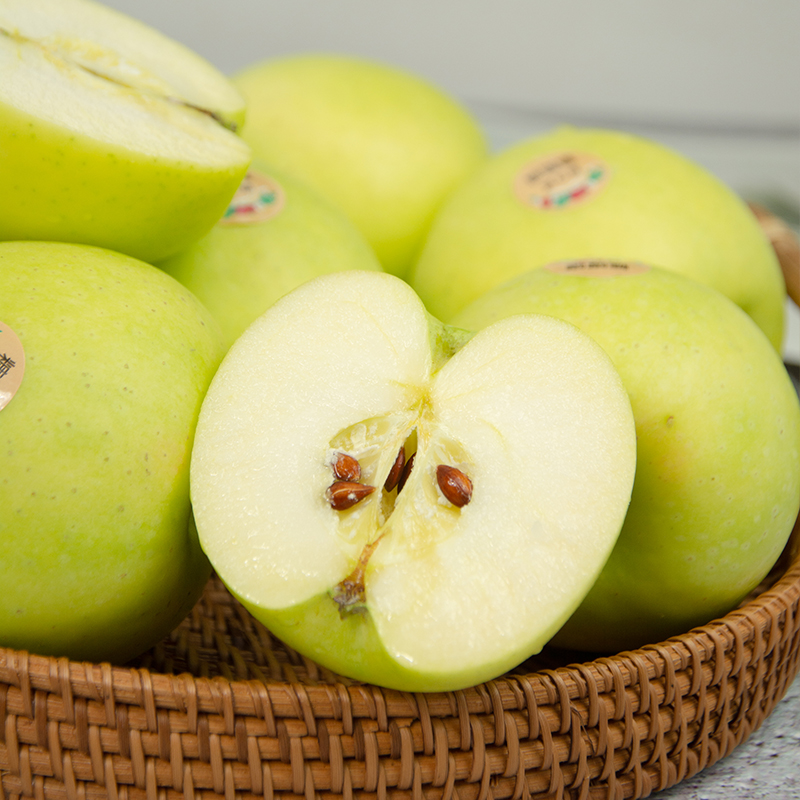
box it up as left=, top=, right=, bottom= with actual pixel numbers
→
left=190, top=271, right=637, bottom=691
left=0, top=0, right=251, bottom=263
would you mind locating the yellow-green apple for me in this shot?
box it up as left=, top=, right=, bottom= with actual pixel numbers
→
left=0, top=241, right=224, bottom=663
left=454, top=260, right=800, bottom=652
left=410, top=126, right=786, bottom=351
left=159, top=164, right=383, bottom=351
left=232, top=54, right=488, bottom=277
left=0, top=0, right=251, bottom=263
left=189, top=270, right=637, bottom=691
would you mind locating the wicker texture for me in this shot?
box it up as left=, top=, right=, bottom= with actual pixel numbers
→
left=2, top=513, right=799, bottom=800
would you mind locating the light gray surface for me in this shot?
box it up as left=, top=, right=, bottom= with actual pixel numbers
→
left=652, top=673, right=800, bottom=799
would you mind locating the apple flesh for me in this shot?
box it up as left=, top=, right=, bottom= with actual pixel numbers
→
left=454, top=260, right=800, bottom=652
left=0, top=0, right=251, bottom=263
left=190, top=271, right=637, bottom=691
left=232, top=54, right=488, bottom=277
left=159, top=163, right=383, bottom=351
left=410, top=126, right=786, bottom=351
left=0, top=241, right=224, bottom=664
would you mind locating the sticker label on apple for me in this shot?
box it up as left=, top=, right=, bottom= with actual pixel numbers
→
left=0, top=322, right=25, bottom=412
left=544, top=259, right=652, bottom=278
left=219, top=170, right=285, bottom=226
left=514, top=151, right=609, bottom=210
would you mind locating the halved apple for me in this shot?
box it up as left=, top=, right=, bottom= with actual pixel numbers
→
left=0, top=0, right=251, bottom=262
left=190, top=271, right=637, bottom=691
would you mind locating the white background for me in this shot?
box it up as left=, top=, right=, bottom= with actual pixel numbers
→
left=101, top=0, right=800, bottom=359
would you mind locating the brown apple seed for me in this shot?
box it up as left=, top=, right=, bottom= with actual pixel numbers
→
left=397, top=452, right=415, bottom=494
left=436, top=465, right=473, bottom=507
left=327, top=481, right=376, bottom=511
left=332, top=451, right=362, bottom=482
left=383, top=446, right=405, bottom=492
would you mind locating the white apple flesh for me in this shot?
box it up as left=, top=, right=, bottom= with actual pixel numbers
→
left=0, top=0, right=251, bottom=263
left=190, top=271, right=637, bottom=691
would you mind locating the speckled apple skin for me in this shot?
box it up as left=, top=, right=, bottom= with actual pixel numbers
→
left=0, top=103, right=250, bottom=264
left=412, top=126, right=786, bottom=351
left=0, top=242, right=223, bottom=664
left=455, top=265, right=800, bottom=652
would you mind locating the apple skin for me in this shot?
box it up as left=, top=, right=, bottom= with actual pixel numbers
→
left=454, top=262, right=800, bottom=652
left=232, top=54, right=488, bottom=277
left=0, top=101, right=251, bottom=264
left=0, top=242, right=224, bottom=663
left=159, top=163, right=383, bottom=350
left=410, top=126, right=786, bottom=351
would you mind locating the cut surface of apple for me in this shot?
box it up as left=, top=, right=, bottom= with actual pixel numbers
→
left=0, top=0, right=251, bottom=262
left=191, top=271, right=637, bottom=691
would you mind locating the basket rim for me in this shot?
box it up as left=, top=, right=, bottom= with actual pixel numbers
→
left=2, top=519, right=799, bottom=722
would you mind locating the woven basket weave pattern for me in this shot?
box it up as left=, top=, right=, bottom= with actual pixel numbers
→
left=2, top=524, right=799, bottom=800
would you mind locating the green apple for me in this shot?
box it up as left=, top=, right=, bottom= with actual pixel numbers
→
left=158, top=164, right=383, bottom=351
left=0, top=0, right=251, bottom=263
left=410, top=126, right=787, bottom=351
left=454, top=260, right=800, bottom=652
left=232, top=54, right=488, bottom=278
left=190, top=270, right=637, bottom=691
left=0, top=241, right=224, bottom=663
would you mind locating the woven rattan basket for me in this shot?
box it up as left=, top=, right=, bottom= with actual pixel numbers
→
left=1, top=509, right=799, bottom=800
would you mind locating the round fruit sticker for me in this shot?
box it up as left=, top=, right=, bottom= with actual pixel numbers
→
left=515, top=151, right=609, bottom=210
left=219, top=170, right=286, bottom=225
left=0, top=322, right=25, bottom=412
left=544, top=259, right=652, bottom=277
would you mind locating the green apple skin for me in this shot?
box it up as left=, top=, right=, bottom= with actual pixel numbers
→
left=454, top=263, right=800, bottom=653
left=0, top=242, right=224, bottom=663
left=232, top=54, right=488, bottom=277
left=411, top=126, right=786, bottom=351
left=0, top=102, right=250, bottom=264
left=159, top=164, right=383, bottom=351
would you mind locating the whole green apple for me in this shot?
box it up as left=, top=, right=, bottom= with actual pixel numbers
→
left=190, top=271, right=637, bottom=691
left=454, top=260, right=800, bottom=652
left=410, top=126, right=786, bottom=351
left=0, top=241, right=224, bottom=663
left=232, top=54, right=488, bottom=277
left=0, top=0, right=251, bottom=263
left=159, top=164, right=382, bottom=351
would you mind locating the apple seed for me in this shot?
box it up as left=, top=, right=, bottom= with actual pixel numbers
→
left=383, top=446, right=405, bottom=491
left=436, top=465, right=473, bottom=507
left=397, top=452, right=415, bottom=494
left=331, top=452, right=361, bottom=482
left=326, top=480, right=375, bottom=511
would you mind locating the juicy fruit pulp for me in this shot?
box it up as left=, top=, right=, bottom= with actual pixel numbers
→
left=454, top=261, right=800, bottom=652
left=190, top=271, right=637, bottom=691
left=409, top=126, right=786, bottom=351
left=0, top=242, right=223, bottom=663
left=0, top=0, right=251, bottom=262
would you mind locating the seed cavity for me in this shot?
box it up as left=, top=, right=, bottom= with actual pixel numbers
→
left=327, top=481, right=375, bottom=511
left=383, top=446, right=405, bottom=492
left=332, top=451, right=361, bottom=482
left=436, top=465, right=473, bottom=507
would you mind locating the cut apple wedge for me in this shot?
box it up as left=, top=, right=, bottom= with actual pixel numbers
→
left=190, top=271, right=637, bottom=691
left=0, top=0, right=251, bottom=262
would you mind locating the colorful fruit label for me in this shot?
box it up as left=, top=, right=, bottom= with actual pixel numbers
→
left=514, top=151, right=609, bottom=210
left=0, top=322, right=25, bottom=412
left=219, top=170, right=285, bottom=226
left=544, top=259, right=651, bottom=277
